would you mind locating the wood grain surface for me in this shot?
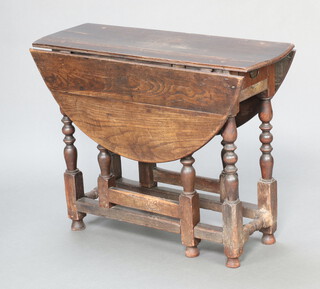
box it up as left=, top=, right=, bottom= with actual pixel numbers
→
left=115, top=178, right=259, bottom=219
left=108, top=187, right=180, bottom=218
left=33, top=23, right=294, bottom=72
left=31, top=50, right=243, bottom=114
left=56, top=92, right=228, bottom=162
left=31, top=49, right=244, bottom=162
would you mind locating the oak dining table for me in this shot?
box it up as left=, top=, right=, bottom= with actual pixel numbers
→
left=31, top=23, right=295, bottom=268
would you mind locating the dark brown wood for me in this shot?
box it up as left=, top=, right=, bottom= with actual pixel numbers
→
left=32, top=50, right=243, bottom=162
left=221, top=117, right=243, bottom=268
left=238, top=65, right=269, bottom=102
left=31, top=25, right=294, bottom=268
left=30, top=49, right=244, bottom=163
left=110, top=152, right=122, bottom=179
left=33, top=23, right=294, bottom=72
left=235, top=95, right=260, bottom=128
left=153, top=167, right=220, bottom=194
left=222, top=117, right=239, bottom=201
left=61, top=110, right=86, bottom=230
left=219, top=139, right=227, bottom=202
left=53, top=91, right=230, bottom=163
left=179, top=156, right=200, bottom=257
left=241, top=66, right=268, bottom=89
left=108, top=187, right=180, bottom=218
left=31, top=50, right=243, bottom=114
left=234, top=57, right=287, bottom=128
left=267, top=64, right=276, bottom=97
left=97, top=145, right=116, bottom=208
left=275, top=51, right=295, bottom=91
left=259, top=96, right=274, bottom=180
left=61, top=111, right=77, bottom=172
left=139, top=162, right=157, bottom=188
left=64, top=171, right=86, bottom=230
left=97, top=145, right=112, bottom=177
left=76, top=198, right=181, bottom=234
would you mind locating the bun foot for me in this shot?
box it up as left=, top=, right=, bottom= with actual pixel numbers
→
left=185, top=246, right=200, bottom=258
left=71, top=220, right=86, bottom=231
left=261, top=233, right=276, bottom=245
left=226, top=257, right=240, bottom=268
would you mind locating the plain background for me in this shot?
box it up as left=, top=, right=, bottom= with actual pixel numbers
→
left=1, top=1, right=320, bottom=288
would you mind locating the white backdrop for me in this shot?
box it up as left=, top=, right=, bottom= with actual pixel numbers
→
left=1, top=1, right=320, bottom=288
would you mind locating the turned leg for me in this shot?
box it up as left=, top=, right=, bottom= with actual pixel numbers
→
left=221, top=117, right=243, bottom=268
left=258, top=96, right=277, bottom=245
left=97, top=145, right=116, bottom=208
left=85, top=152, right=120, bottom=200
left=61, top=110, right=86, bottom=231
left=138, top=162, right=157, bottom=188
left=179, top=155, right=200, bottom=258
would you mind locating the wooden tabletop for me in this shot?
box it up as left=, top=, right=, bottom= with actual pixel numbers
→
left=33, top=23, right=294, bottom=72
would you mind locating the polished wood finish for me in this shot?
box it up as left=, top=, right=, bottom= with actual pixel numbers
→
left=61, top=111, right=86, bottom=230
left=31, top=24, right=294, bottom=268
left=31, top=49, right=243, bottom=163
left=31, top=50, right=242, bottom=114
left=259, top=96, right=274, bottom=180
left=33, top=23, right=294, bottom=72
left=221, top=117, right=239, bottom=201
left=56, top=91, right=228, bottom=163
left=61, top=111, right=77, bottom=172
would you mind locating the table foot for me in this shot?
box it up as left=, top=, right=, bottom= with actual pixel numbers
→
left=185, top=246, right=199, bottom=258
left=226, top=257, right=240, bottom=268
left=261, top=233, right=276, bottom=245
left=71, top=219, right=86, bottom=231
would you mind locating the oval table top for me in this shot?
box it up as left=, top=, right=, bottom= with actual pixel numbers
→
left=31, top=24, right=295, bottom=162
left=33, top=23, right=294, bottom=72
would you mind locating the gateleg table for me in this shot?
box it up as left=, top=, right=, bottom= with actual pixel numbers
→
left=31, top=23, right=295, bottom=268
